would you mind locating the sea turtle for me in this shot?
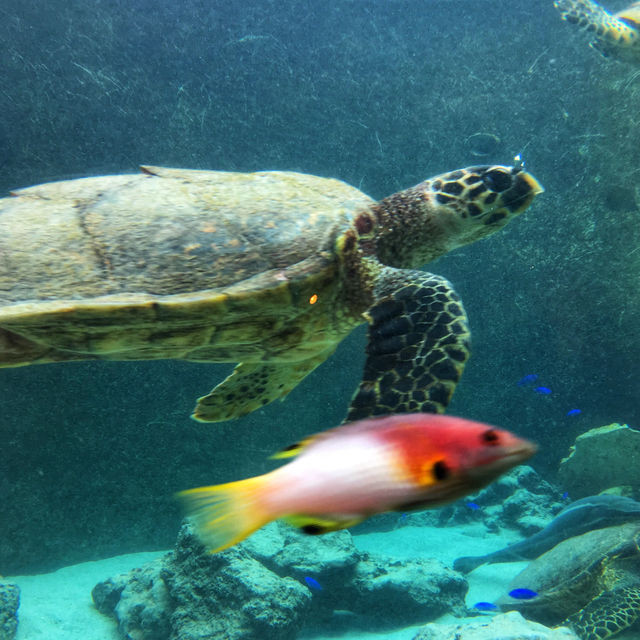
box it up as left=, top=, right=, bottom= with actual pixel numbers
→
left=454, top=495, right=640, bottom=574
left=0, top=164, right=542, bottom=422
left=496, top=522, right=640, bottom=640
left=555, top=0, right=640, bottom=64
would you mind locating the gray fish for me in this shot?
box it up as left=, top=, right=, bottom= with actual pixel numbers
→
left=453, top=495, right=640, bottom=574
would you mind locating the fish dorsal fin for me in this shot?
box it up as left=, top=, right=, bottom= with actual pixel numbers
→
left=270, top=437, right=315, bottom=459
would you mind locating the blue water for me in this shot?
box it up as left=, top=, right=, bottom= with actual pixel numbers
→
left=1, top=0, right=639, bottom=638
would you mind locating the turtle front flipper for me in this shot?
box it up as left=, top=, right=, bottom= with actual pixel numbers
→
left=564, top=585, right=640, bottom=640
left=555, top=0, right=640, bottom=58
left=193, top=353, right=333, bottom=422
left=346, top=271, right=470, bottom=422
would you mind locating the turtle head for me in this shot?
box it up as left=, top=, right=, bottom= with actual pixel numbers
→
left=367, top=165, right=543, bottom=269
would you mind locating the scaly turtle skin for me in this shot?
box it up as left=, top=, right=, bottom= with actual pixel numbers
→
left=497, top=523, right=640, bottom=640
left=0, top=164, right=542, bottom=422
left=555, top=0, right=640, bottom=63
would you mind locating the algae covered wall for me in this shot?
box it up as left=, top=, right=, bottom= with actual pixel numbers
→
left=1, top=0, right=638, bottom=573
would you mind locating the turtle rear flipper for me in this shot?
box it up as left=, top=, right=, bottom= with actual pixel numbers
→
left=193, top=352, right=333, bottom=422
left=346, top=271, right=470, bottom=422
left=564, top=585, right=640, bottom=640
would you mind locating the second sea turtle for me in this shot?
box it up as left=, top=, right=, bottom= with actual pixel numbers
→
left=0, top=164, right=542, bottom=422
left=555, top=0, right=640, bottom=63
left=497, top=522, right=640, bottom=640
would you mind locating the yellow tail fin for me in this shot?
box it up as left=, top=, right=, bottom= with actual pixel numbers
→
left=177, top=475, right=272, bottom=553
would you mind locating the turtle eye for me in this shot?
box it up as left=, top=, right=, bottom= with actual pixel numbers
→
left=482, top=169, right=512, bottom=193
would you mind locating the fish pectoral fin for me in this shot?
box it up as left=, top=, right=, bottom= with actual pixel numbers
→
left=270, top=437, right=315, bottom=459
left=283, top=514, right=363, bottom=535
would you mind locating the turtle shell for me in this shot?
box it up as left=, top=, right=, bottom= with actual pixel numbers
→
left=0, top=166, right=372, bottom=364
left=496, top=522, right=640, bottom=626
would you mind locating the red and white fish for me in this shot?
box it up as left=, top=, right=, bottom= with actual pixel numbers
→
left=178, top=413, right=537, bottom=552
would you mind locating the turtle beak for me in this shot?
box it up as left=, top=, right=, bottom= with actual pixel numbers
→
left=505, top=170, right=544, bottom=214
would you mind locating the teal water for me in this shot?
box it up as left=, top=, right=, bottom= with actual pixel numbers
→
left=1, top=0, right=640, bottom=638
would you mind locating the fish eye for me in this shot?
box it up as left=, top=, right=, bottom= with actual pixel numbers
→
left=432, top=459, right=451, bottom=481
left=482, top=169, right=512, bottom=193
left=481, top=429, right=500, bottom=446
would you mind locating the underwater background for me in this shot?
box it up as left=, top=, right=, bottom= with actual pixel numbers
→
left=1, top=0, right=639, bottom=635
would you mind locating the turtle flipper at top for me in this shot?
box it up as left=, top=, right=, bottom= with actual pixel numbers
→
left=564, top=584, right=640, bottom=640
left=346, top=271, right=469, bottom=421
left=555, top=0, right=640, bottom=62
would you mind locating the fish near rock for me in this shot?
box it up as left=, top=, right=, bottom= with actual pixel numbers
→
left=178, top=413, right=537, bottom=552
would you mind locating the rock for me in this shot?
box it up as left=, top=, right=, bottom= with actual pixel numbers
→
left=444, top=466, right=564, bottom=536
left=351, top=554, right=467, bottom=625
left=558, top=423, right=640, bottom=498
left=412, top=611, right=580, bottom=640
left=117, top=562, right=172, bottom=640
left=168, top=525, right=311, bottom=640
left=0, top=583, right=19, bottom=640
left=95, top=521, right=468, bottom=638
left=499, top=488, right=559, bottom=534
left=243, top=522, right=363, bottom=621
left=91, top=573, right=130, bottom=615
left=600, top=485, right=635, bottom=498
left=245, top=521, right=360, bottom=580
left=93, top=523, right=311, bottom=640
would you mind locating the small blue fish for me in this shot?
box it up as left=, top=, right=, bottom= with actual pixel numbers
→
left=473, top=601, right=498, bottom=611
left=566, top=409, right=582, bottom=416
left=509, top=588, right=538, bottom=600
left=562, top=491, right=570, bottom=500
left=466, top=502, right=480, bottom=511
left=534, top=386, right=552, bottom=395
left=304, top=576, right=323, bottom=591
left=517, top=374, right=539, bottom=386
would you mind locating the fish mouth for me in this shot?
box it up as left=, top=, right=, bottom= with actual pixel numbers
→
left=510, top=441, right=539, bottom=462
left=486, top=441, right=539, bottom=473
left=464, top=440, right=538, bottom=487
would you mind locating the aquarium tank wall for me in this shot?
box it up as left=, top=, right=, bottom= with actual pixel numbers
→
left=0, top=0, right=638, bottom=575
